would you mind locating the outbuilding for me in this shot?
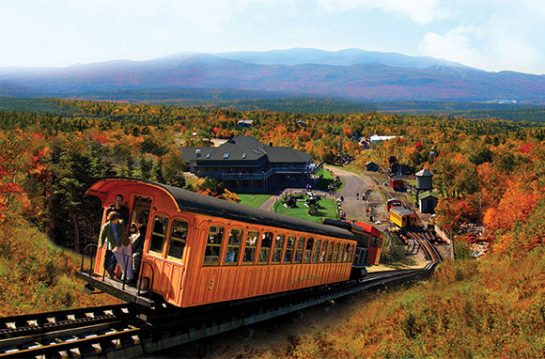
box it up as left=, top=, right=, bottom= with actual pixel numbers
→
left=365, top=161, right=379, bottom=172
left=419, top=192, right=438, bottom=214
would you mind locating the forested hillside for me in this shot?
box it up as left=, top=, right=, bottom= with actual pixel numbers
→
left=0, top=100, right=543, bottom=354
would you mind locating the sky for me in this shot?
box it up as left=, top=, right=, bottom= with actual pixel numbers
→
left=1, top=0, right=544, bottom=74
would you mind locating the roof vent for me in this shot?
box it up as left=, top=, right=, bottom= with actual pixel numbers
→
left=195, top=149, right=201, bottom=157
left=223, top=153, right=230, bottom=159
left=242, top=153, right=247, bottom=159
left=206, top=153, right=211, bottom=159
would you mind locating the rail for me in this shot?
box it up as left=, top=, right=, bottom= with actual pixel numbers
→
left=0, top=263, right=441, bottom=358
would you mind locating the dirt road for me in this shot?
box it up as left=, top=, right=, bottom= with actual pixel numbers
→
left=325, top=165, right=388, bottom=223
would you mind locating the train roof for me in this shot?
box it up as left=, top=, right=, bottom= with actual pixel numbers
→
left=390, top=206, right=414, bottom=216
left=87, top=178, right=355, bottom=240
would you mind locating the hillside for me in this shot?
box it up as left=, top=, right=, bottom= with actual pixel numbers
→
left=0, top=218, right=119, bottom=316
left=0, top=100, right=543, bottom=355
left=1, top=49, right=545, bottom=103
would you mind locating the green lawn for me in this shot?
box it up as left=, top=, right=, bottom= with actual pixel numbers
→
left=316, top=167, right=345, bottom=191
left=236, top=193, right=272, bottom=208
left=273, top=195, right=339, bottom=223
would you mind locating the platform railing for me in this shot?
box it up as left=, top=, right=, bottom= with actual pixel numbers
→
left=80, top=243, right=98, bottom=275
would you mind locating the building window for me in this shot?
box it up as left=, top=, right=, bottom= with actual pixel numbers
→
left=225, top=228, right=242, bottom=265
left=150, top=215, right=168, bottom=255
left=203, top=225, right=224, bottom=266
left=167, top=219, right=189, bottom=260
left=243, top=231, right=259, bottom=264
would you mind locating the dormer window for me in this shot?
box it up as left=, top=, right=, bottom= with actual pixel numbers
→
left=223, top=153, right=230, bottom=159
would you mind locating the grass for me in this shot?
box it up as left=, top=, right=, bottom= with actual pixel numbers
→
left=316, top=167, right=346, bottom=191
left=236, top=193, right=272, bottom=208
left=0, top=218, right=119, bottom=316
left=273, top=252, right=545, bottom=358
left=273, top=195, right=339, bottom=223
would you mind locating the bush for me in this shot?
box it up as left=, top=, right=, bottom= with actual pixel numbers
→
left=380, top=232, right=410, bottom=264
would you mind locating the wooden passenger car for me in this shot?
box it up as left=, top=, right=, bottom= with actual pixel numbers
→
left=389, top=206, right=417, bottom=228
left=81, top=178, right=358, bottom=308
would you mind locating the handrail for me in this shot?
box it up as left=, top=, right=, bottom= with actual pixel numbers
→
left=80, top=243, right=98, bottom=275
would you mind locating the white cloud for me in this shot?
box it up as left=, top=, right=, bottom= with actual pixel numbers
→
left=318, top=0, right=446, bottom=25
left=419, top=26, right=487, bottom=68
left=419, top=17, right=542, bottom=73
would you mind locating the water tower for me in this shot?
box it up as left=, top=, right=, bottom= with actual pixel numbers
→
left=415, top=169, right=433, bottom=205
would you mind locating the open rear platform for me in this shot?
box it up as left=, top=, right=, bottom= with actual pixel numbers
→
left=76, top=271, right=155, bottom=307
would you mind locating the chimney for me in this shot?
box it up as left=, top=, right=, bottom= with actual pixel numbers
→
left=269, top=142, right=273, bottom=147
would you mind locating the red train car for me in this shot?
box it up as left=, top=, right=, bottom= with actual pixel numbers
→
left=323, top=219, right=382, bottom=267
left=79, top=178, right=361, bottom=308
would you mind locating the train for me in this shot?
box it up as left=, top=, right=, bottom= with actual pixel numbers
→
left=78, top=178, right=383, bottom=308
left=387, top=198, right=417, bottom=229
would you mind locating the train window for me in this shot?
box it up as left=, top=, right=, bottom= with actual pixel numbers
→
left=294, top=237, right=304, bottom=263
left=345, top=244, right=354, bottom=262
left=338, top=243, right=346, bottom=263
left=319, top=240, right=328, bottom=263
left=167, top=219, right=189, bottom=260
left=272, top=234, right=285, bottom=264
left=312, top=239, right=321, bottom=263
left=150, top=215, right=169, bottom=255
left=243, top=231, right=259, bottom=264
left=372, top=238, right=379, bottom=247
left=284, top=236, right=296, bottom=263
left=327, top=241, right=334, bottom=262
left=203, top=225, right=225, bottom=266
left=332, top=242, right=340, bottom=263
left=259, top=232, right=273, bottom=264
left=225, top=228, right=242, bottom=265
left=303, top=238, right=313, bottom=263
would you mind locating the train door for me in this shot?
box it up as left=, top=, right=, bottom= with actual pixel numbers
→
left=129, top=195, right=152, bottom=280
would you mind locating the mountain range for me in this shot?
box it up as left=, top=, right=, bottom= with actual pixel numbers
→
left=1, top=48, right=545, bottom=104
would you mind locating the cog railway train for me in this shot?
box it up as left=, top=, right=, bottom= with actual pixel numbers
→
left=78, top=178, right=383, bottom=309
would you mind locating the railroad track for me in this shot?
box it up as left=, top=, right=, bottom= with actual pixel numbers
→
left=0, top=304, right=142, bottom=358
left=0, top=265, right=440, bottom=358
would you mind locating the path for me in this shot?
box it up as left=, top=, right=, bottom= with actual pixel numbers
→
left=325, top=165, right=388, bottom=223
left=259, top=194, right=278, bottom=211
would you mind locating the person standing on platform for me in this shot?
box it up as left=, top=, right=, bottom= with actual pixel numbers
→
left=100, top=212, right=134, bottom=284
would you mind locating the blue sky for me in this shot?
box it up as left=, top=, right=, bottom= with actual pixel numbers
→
left=1, top=0, right=544, bottom=74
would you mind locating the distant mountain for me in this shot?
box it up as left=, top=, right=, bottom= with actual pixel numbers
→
left=217, top=48, right=466, bottom=68
left=1, top=48, right=545, bottom=103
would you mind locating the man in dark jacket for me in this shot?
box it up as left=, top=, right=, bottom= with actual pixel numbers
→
left=106, top=194, right=129, bottom=228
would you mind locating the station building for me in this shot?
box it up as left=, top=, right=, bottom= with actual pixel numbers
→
left=182, top=136, right=321, bottom=193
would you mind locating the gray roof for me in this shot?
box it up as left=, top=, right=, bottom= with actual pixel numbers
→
left=416, top=169, right=433, bottom=177
left=182, top=136, right=311, bottom=164
left=419, top=191, right=438, bottom=200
